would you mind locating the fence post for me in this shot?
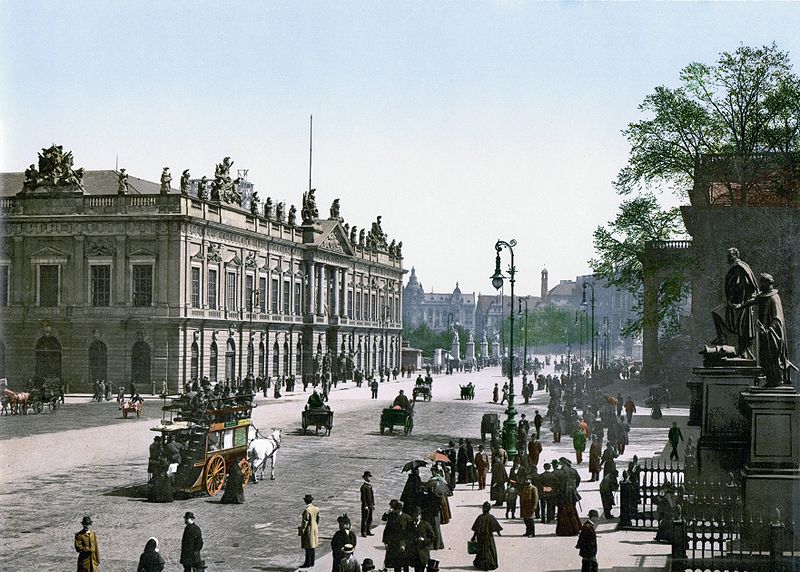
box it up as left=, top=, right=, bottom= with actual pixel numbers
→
left=620, top=477, right=634, bottom=528
left=770, top=508, right=783, bottom=569
left=672, top=505, right=687, bottom=560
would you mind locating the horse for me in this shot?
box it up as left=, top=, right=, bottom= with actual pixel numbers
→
left=247, top=428, right=281, bottom=482
left=3, top=388, right=31, bottom=415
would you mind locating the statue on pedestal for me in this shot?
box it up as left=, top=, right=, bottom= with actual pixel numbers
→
left=197, top=176, right=208, bottom=200
left=160, top=167, right=171, bottom=195
left=288, top=205, right=297, bottom=226
left=711, top=247, right=758, bottom=357
left=330, top=198, right=341, bottom=221
left=349, top=225, right=358, bottom=245
left=250, top=191, right=260, bottom=215
left=118, top=169, right=128, bottom=195
left=180, top=169, right=190, bottom=196
left=264, top=197, right=273, bottom=220
left=275, top=202, right=285, bottom=222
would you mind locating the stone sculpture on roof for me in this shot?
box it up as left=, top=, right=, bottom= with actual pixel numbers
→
left=117, top=169, right=128, bottom=195
left=288, top=205, right=297, bottom=226
left=250, top=191, right=260, bottom=215
left=369, top=216, right=387, bottom=248
left=330, top=198, right=342, bottom=221
left=275, top=202, right=285, bottom=222
left=213, top=156, right=240, bottom=205
left=197, top=176, right=208, bottom=200
left=180, top=169, right=190, bottom=195
left=349, top=226, right=358, bottom=245
left=358, top=228, right=365, bottom=248
left=301, top=188, right=320, bottom=224
left=21, top=144, right=85, bottom=192
left=160, top=167, right=171, bottom=195
left=264, top=196, right=273, bottom=220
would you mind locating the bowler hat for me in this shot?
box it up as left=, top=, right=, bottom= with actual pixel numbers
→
left=184, top=512, right=195, bottom=520
left=303, top=494, right=314, bottom=503
left=362, top=558, right=376, bottom=571
left=81, top=516, right=92, bottom=526
left=363, top=471, right=372, bottom=479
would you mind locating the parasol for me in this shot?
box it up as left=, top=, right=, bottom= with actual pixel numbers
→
left=427, top=451, right=451, bottom=464
left=401, top=459, right=428, bottom=472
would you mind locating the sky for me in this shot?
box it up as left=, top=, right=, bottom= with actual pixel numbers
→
left=3, top=1, right=800, bottom=298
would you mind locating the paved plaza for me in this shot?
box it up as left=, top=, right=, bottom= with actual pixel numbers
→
left=0, top=360, right=691, bottom=571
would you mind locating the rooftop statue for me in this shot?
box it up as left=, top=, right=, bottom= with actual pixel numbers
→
left=389, top=239, right=397, bottom=256
left=396, top=241, right=403, bottom=258
left=358, top=228, right=365, bottom=248
left=288, top=205, right=297, bottom=226
left=301, top=188, right=320, bottom=223
left=275, top=202, right=285, bottom=222
left=711, top=247, right=758, bottom=357
left=197, top=176, right=208, bottom=200
left=264, top=196, right=273, bottom=220
left=349, top=225, right=358, bottom=245
left=22, top=144, right=85, bottom=192
left=250, top=191, right=260, bottom=215
left=330, top=198, right=341, bottom=221
left=160, top=167, right=171, bottom=195
left=369, top=215, right=387, bottom=248
left=180, top=169, right=190, bottom=195
left=213, top=156, right=240, bottom=205
left=117, top=169, right=128, bottom=195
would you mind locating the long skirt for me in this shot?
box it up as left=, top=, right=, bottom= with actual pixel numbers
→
left=473, top=533, right=499, bottom=570
left=555, top=502, right=582, bottom=536
left=440, top=496, right=451, bottom=524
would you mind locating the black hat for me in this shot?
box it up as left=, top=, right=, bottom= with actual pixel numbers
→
left=362, top=558, right=376, bottom=571
left=303, top=494, right=314, bottom=503
left=390, top=499, right=400, bottom=509
left=337, top=514, right=351, bottom=525
left=81, top=516, right=93, bottom=526
left=184, top=512, right=195, bottom=520
left=363, top=471, right=372, bottom=479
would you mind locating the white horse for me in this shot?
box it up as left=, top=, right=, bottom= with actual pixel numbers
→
left=247, top=428, right=282, bottom=482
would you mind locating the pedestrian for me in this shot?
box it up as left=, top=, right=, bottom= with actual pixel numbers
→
left=361, top=471, right=375, bottom=537
left=361, top=557, right=376, bottom=571
left=572, top=428, right=587, bottom=465
left=576, top=509, right=599, bottom=572
left=555, top=458, right=582, bottom=536
left=519, top=478, right=539, bottom=537
left=537, top=463, right=558, bottom=523
left=668, top=421, right=683, bottom=462
left=527, top=438, right=542, bottom=469
left=382, top=499, right=412, bottom=572
left=74, top=515, right=100, bottom=572
left=552, top=409, right=563, bottom=443
left=624, top=396, right=636, bottom=424
left=518, top=413, right=530, bottom=435
left=148, top=436, right=162, bottom=481
left=470, top=501, right=503, bottom=570
left=588, top=436, right=602, bottom=482
left=137, top=537, right=165, bottom=572
left=616, top=416, right=630, bottom=455
left=401, top=466, right=423, bottom=514
left=408, top=506, right=435, bottom=572
left=489, top=446, right=508, bottom=507
left=599, top=469, right=619, bottom=519
left=492, top=383, right=499, bottom=404
left=457, top=438, right=468, bottom=484
left=180, top=512, right=204, bottom=572
left=474, top=444, right=489, bottom=490
left=504, top=480, right=518, bottom=519
left=338, top=544, right=360, bottom=572
left=299, top=494, right=320, bottom=569
left=331, top=514, right=358, bottom=572
left=615, top=392, right=623, bottom=418
left=220, top=460, right=245, bottom=504
left=500, top=382, right=508, bottom=405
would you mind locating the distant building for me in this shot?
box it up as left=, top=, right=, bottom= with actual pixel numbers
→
left=402, top=269, right=476, bottom=332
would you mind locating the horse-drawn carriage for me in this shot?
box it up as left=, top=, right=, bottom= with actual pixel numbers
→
left=1, top=378, right=62, bottom=415
left=151, top=393, right=258, bottom=496
left=412, top=380, right=432, bottom=402
left=459, top=383, right=475, bottom=400
left=481, top=412, right=501, bottom=442
left=380, top=405, right=414, bottom=435
left=121, top=399, right=143, bottom=418
left=302, top=406, right=334, bottom=436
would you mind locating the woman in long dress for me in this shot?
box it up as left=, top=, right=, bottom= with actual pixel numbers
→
left=471, top=502, right=502, bottom=570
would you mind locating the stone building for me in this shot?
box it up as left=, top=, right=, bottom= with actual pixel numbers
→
left=0, top=145, right=404, bottom=392
left=402, top=270, right=476, bottom=332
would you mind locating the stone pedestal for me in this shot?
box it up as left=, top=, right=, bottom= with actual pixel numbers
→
left=687, top=379, right=703, bottom=426
left=692, top=366, right=761, bottom=479
left=466, top=340, right=475, bottom=362
left=740, top=386, right=800, bottom=529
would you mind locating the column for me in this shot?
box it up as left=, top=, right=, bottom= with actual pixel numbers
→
left=340, top=269, right=347, bottom=317
left=73, top=235, right=85, bottom=305
left=306, top=260, right=315, bottom=315
left=332, top=267, right=340, bottom=319
left=316, top=264, right=324, bottom=316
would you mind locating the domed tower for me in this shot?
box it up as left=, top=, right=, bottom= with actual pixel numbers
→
left=541, top=268, right=549, bottom=303
left=402, top=267, right=425, bottom=328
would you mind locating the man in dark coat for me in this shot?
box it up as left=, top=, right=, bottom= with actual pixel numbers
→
left=533, top=410, right=543, bottom=439
left=576, top=509, right=599, bottom=572
left=474, top=444, right=490, bottom=490
left=361, top=471, right=375, bottom=537
left=401, top=467, right=424, bottom=514
left=538, top=463, right=559, bottom=523
left=382, top=500, right=412, bottom=572
left=180, top=512, right=204, bottom=572
left=457, top=439, right=468, bottom=484
left=331, top=514, right=358, bottom=572
left=599, top=470, right=619, bottom=519
left=471, top=501, right=502, bottom=570
left=444, top=441, right=458, bottom=489
left=407, top=506, right=436, bottom=572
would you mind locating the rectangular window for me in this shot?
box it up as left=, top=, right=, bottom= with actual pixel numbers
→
left=259, top=277, right=267, bottom=312
left=347, top=290, right=352, bottom=318
left=271, top=278, right=279, bottom=313
left=191, top=267, right=201, bottom=307
left=294, top=282, right=301, bottom=315
left=371, top=294, right=377, bottom=321
left=283, top=281, right=290, bottom=314
left=226, top=271, right=236, bottom=309
left=245, top=274, right=254, bottom=311
left=39, top=265, right=59, bottom=307
left=90, top=264, right=111, bottom=307
left=132, top=264, right=153, bottom=307
left=207, top=268, right=218, bottom=309
left=0, top=265, right=9, bottom=306
left=356, top=291, right=362, bottom=319
left=363, top=292, right=369, bottom=320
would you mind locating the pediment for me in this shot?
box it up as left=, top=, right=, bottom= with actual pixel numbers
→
left=317, top=223, right=355, bottom=256
left=30, top=245, right=70, bottom=261
left=129, top=248, right=156, bottom=258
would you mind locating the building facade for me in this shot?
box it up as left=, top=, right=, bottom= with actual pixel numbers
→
left=0, top=146, right=404, bottom=392
left=402, top=269, right=476, bottom=332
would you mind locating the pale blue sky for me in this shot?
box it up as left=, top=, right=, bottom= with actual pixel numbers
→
left=3, top=1, right=799, bottom=296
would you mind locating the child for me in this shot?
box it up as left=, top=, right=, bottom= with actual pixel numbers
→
left=505, top=480, right=518, bottom=519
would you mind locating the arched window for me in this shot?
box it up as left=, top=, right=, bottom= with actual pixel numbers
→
left=35, top=335, right=62, bottom=379
left=88, top=340, right=108, bottom=384
left=209, top=341, right=218, bottom=383
left=190, top=341, right=199, bottom=381
left=259, top=340, right=266, bottom=377
left=272, top=340, right=280, bottom=377
left=131, top=340, right=151, bottom=387
left=225, top=337, right=236, bottom=382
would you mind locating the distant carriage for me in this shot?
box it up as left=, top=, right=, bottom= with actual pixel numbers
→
left=412, top=384, right=432, bottom=402
left=481, top=412, right=501, bottom=442
left=301, top=407, right=334, bottom=436
left=120, top=399, right=143, bottom=418
left=380, top=405, right=414, bottom=435
left=3, top=379, right=62, bottom=415
left=460, top=384, right=475, bottom=400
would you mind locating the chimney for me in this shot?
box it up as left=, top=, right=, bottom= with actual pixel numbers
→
left=541, top=268, right=549, bottom=302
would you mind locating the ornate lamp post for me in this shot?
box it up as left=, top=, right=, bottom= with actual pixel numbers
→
left=582, top=281, right=596, bottom=373
left=490, top=238, right=517, bottom=458
left=518, top=297, right=528, bottom=377
left=447, top=312, right=455, bottom=374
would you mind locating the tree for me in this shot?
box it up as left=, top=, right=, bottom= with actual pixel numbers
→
left=590, top=194, right=687, bottom=336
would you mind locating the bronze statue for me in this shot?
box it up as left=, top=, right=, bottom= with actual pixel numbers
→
left=117, top=169, right=128, bottom=195
left=160, top=167, right=171, bottom=195
left=180, top=169, right=190, bottom=195
left=711, top=248, right=758, bottom=357
left=735, top=273, right=796, bottom=387
left=288, top=205, right=297, bottom=226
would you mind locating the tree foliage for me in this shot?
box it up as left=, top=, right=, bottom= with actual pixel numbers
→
left=402, top=323, right=472, bottom=358
left=501, top=305, right=582, bottom=347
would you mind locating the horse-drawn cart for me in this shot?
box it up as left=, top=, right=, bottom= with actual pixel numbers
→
left=121, top=399, right=143, bottom=418
left=481, top=412, right=501, bottom=442
left=302, top=407, right=334, bottom=436
left=380, top=406, right=414, bottom=435
left=460, top=384, right=475, bottom=400
left=412, top=383, right=432, bottom=402
left=150, top=394, right=256, bottom=496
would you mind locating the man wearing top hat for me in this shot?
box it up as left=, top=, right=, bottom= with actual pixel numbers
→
left=299, top=493, right=320, bottom=568
left=75, top=515, right=100, bottom=572
left=180, top=512, right=204, bottom=571
left=361, top=470, right=375, bottom=537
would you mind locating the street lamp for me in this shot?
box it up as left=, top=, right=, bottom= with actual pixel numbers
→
left=518, top=297, right=528, bottom=377
left=490, top=238, right=518, bottom=459
left=447, top=312, right=455, bottom=374
left=582, top=281, right=596, bottom=373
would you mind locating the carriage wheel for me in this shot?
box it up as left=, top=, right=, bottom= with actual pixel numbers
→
left=404, top=417, right=413, bottom=435
left=239, top=458, right=252, bottom=488
left=47, top=400, right=56, bottom=412
left=205, top=454, right=226, bottom=496
left=33, top=401, right=44, bottom=414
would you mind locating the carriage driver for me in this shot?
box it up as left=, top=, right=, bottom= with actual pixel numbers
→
left=306, top=389, right=325, bottom=410
left=393, top=389, right=411, bottom=410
